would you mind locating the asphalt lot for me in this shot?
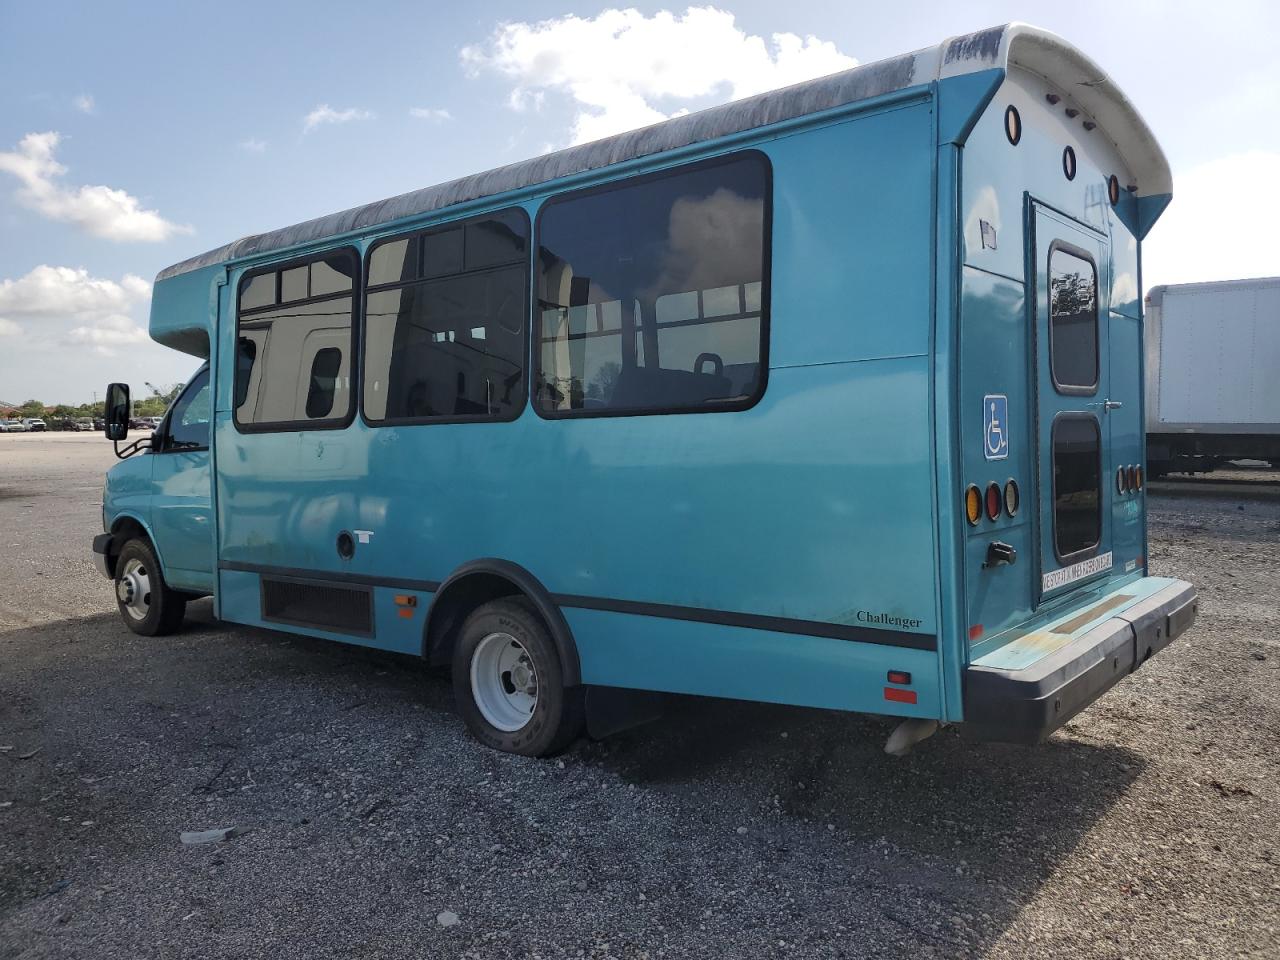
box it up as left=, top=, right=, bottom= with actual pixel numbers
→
left=1, top=433, right=1277, bottom=959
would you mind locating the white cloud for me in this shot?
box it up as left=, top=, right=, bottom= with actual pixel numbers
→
left=461, top=6, right=856, bottom=145
left=303, top=104, right=373, bottom=132
left=1143, top=151, right=1280, bottom=291
left=0, top=264, right=150, bottom=319
left=0, top=132, right=190, bottom=242
left=409, top=107, right=453, bottom=122
left=74, top=94, right=95, bottom=114
left=239, top=138, right=268, bottom=153
left=0, top=264, right=152, bottom=357
left=67, top=313, right=148, bottom=354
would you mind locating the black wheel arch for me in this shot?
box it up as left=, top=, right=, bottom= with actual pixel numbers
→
left=102, top=516, right=152, bottom=576
left=423, top=558, right=582, bottom=687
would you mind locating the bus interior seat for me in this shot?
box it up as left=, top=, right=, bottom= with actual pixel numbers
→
left=610, top=363, right=733, bottom=409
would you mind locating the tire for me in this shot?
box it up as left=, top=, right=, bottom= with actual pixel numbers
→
left=452, top=598, right=583, bottom=757
left=114, top=538, right=186, bottom=636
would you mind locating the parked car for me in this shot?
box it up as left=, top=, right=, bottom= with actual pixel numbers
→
left=3, top=419, right=28, bottom=432
left=22, top=418, right=47, bottom=432
left=76, top=418, right=95, bottom=432
left=93, top=418, right=105, bottom=431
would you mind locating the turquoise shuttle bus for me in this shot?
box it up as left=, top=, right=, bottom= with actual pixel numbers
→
left=94, top=24, right=1197, bottom=756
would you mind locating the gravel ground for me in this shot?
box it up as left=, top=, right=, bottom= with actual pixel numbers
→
left=1, top=434, right=1277, bottom=959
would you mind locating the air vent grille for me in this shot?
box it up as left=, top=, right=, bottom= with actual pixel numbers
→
left=261, top=576, right=373, bottom=637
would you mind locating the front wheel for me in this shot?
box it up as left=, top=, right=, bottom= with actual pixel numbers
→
left=114, top=538, right=186, bottom=636
left=452, top=598, right=583, bottom=756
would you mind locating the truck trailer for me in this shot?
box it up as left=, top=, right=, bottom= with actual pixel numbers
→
left=1145, top=277, right=1280, bottom=475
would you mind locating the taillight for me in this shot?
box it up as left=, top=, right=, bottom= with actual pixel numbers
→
left=985, top=482, right=1001, bottom=521
left=965, top=485, right=982, bottom=525
left=1128, top=465, right=1140, bottom=492
left=1134, top=465, right=1144, bottom=491
left=1117, top=466, right=1128, bottom=494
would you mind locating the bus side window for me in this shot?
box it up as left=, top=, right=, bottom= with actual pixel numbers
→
left=362, top=209, right=529, bottom=424
left=234, top=252, right=356, bottom=430
left=535, top=152, right=769, bottom=416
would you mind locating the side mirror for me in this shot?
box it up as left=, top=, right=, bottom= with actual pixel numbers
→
left=105, top=383, right=130, bottom=441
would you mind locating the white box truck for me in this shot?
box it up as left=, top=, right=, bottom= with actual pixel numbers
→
left=1145, top=277, right=1280, bottom=475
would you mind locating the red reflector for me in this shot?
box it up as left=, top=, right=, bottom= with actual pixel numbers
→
left=887, top=670, right=912, bottom=685
left=884, top=687, right=918, bottom=705
left=969, top=624, right=984, bottom=640
left=985, top=482, right=1001, bottom=521
left=398, top=608, right=414, bottom=619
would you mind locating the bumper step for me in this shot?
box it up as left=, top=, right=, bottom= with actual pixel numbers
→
left=964, top=579, right=1197, bottom=744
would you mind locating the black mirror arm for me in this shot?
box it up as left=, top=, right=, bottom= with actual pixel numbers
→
left=113, top=436, right=151, bottom=460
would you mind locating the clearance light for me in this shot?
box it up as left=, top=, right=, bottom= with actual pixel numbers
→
left=1004, top=479, right=1020, bottom=517
left=985, top=482, right=1001, bottom=521
left=965, top=484, right=982, bottom=525
left=1005, top=105, right=1022, bottom=145
left=1128, top=465, right=1139, bottom=492
left=1062, top=146, right=1077, bottom=181
left=1108, top=175, right=1121, bottom=205
left=1134, top=465, right=1144, bottom=491
left=1117, top=466, right=1129, bottom=494
left=887, top=670, right=912, bottom=685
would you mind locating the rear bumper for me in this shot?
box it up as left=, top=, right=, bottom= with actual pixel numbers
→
left=964, top=579, right=1197, bottom=744
left=92, top=533, right=114, bottom=579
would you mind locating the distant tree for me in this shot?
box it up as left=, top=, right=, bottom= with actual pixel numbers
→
left=19, top=400, right=45, bottom=418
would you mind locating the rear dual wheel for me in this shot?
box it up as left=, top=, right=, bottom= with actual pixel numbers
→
left=452, top=598, right=583, bottom=756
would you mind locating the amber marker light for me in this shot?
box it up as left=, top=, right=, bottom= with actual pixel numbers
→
left=985, top=482, right=1002, bottom=521
left=965, top=485, right=982, bottom=526
left=1135, top=465, right=1144, bottom=491
left=1108, top=174, right=1121, bottom=205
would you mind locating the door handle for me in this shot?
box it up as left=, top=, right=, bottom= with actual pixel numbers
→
left=1087, top=399, right=1124, bottom=412
left=984, top=541, right=1017, bottom=568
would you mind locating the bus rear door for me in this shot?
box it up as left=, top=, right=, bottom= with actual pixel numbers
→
left=1030, top=202, right=1114, bottom=605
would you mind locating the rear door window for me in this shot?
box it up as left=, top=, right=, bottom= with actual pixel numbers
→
left=1052, top=415, right=1101, bottom=558
left=1049, top=246, right=1098, bottom=393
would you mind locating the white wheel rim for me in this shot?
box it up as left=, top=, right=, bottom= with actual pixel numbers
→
left=116, top=557, right=151, bottom=621
left=470, top=632, right=538, bottom=732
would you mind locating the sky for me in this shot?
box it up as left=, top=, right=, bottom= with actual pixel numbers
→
left=0, top=0, right=1277, bottom=405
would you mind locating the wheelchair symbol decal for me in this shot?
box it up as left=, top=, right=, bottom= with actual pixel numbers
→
left=984, top=394, right=1009, bottom=461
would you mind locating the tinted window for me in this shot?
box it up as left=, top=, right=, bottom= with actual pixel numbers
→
left=363, top=210, right=529, bottom=423
left=236, top=251, right=356, bottom=429
left=535, top=153, right=768, bottom=415
left=167, top=368, right=211, bottom=449
left=281, top=265, right=308, bottom=302
left=305, top=348, right=343, bottom=419
left=1052, top=416, right=1101, bottom=558
left=239, top=273, right=275, bottom=311
left=1049, top=247, right=1098, bottom=391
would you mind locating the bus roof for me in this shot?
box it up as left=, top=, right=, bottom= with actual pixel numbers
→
left=157, top=22, right=1171, bottom=283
